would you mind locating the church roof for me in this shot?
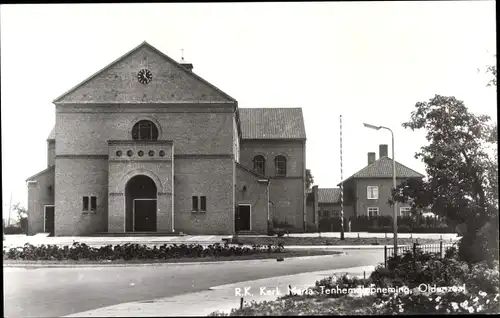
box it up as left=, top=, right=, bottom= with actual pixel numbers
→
left=26, top=165, right=55, bottom=182
left=337, top=156, right=424, bottom=185
left=318, top=188, right=342, bottom=204
left=239, top=108, right=306, bottom=140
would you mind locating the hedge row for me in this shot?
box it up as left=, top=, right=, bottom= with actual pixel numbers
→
left=3, top=242, right=285, bottom=261
left=317, top=215, right=453, bottom=233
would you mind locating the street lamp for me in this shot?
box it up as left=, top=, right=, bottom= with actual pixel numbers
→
left=363, top=123, right=398, bottom=256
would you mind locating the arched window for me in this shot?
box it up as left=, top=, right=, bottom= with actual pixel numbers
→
left=132, top=120, right=159, bottom=140
left=253, top=155, right=266, bottom=175
left=274, top=155, right=287, bottom=177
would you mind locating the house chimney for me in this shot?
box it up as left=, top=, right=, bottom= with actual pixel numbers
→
left=379, top=144, right=388, bottom=158
left=368, top=152, right=376, bottom=165
left=179, top=49, right=193, bottom=72
left=180, top=62, right=193, bottom=72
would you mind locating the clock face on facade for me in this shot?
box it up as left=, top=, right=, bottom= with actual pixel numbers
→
left=137, top=69, right=153, bottom=84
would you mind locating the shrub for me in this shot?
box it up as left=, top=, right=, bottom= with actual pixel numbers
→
left=312, top=273, right=371, bottom=298
left=3, top=242, right=285, bottom=261
left=4, top=226, right=24, bottom=235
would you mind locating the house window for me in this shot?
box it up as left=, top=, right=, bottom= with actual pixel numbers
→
left=400, top=207, right=412, bottom=217
left=132, top=120, right=159, bottom=140
left=192, top=196, right=198, bottom=211
left=332, top=210, right=340, bottom=218
left=83, top=196, right=89, bottom=211
left=275, top=155, right=287, bottom=177
left=367, top=186, right=379, bottom=199
left=324, top=210, right=330, bottom=218
left=47, top=185, right=53, bottom=196
left=90, top=196, right=97, bottom=211
left=367, top=207, right=379, bottom=217
left=253, top=155, right=266, bottom=175
left=200, top=196, right=207, bottom=212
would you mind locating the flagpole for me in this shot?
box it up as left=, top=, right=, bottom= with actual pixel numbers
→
left=340, top=115, right=345, bottom=240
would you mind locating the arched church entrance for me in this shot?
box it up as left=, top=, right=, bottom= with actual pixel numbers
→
left=125, top=175, right=157, bottom=232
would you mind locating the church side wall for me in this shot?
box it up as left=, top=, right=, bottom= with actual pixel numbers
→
left=27, top=169, right=55, bottom=235
left=239, top=140, right=306, bottom=230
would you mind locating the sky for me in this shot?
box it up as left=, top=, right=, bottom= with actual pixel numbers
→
left=0, top=2, right=497, bottom=220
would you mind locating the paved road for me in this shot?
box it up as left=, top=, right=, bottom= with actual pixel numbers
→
left=4, top=249, right=383, bottom=317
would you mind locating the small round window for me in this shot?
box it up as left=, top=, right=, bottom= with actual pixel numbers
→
left=116, top=150, right=122, bottom=157
left=127, top=150, right=134, bottom=157
left=148, top=150, right=155, bottom=157
left=159, top=150, right=165, bottom=157
left=138, top=150, right=144, bottom=157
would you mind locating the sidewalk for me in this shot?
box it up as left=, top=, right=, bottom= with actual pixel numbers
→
left=65, top=265, right=376, bottom=317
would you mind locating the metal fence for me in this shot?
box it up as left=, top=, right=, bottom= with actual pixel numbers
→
left=384, top=242, right=457, bottom=267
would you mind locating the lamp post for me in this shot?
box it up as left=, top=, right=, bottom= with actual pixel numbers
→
left=363, top=123, right=398, bottom=256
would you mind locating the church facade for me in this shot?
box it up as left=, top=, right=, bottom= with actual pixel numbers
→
left=26, top=41, right=307, bottom=236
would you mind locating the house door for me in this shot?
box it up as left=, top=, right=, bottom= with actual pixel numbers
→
left=235, top=205, right=251, bottom=232
left=44, top=206, right=55, bottom=236
left=134, top=199, right=157, bottom=232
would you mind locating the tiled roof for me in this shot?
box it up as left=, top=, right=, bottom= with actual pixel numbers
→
left=318, top=188, right=341, bottom=204
left=239, top=108, right=306, bottom=140
left=47, top=126, right=55, bottom=140
left=338, top=156, right=424, bottom=185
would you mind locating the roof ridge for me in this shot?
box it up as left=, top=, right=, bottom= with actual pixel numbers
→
left=240, top=107, right=302, bottom=110
left=26, top=166, right=55, bottom=181
left=337, top=156, right=424, bottom=185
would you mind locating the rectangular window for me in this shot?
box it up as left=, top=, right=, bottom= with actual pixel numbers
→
left=367, top=207, right=379, bottom=217
left=400, top=207, right=412, bottom=217
left=47, top=186, right=53, bottom=197
left=200, top=196, right=206, bottom=212
left=332, top=210, right=340, bottom=218
left=192, top=196, right=198, bottom=211
left=367, top=186, right=379, bottom=199
left=91, top=196, right=97, bottom=211
left=83, top=196, right=89, bottom=211
left=324, top=210, right=330, bottom=218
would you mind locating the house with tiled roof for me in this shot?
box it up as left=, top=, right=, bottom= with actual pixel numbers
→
left=26, top=41, right=306, bottom=236
left=306, top=144, right=424, bottom=231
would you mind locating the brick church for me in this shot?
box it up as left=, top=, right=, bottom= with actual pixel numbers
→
left=26, top=41, right=307, bottom=236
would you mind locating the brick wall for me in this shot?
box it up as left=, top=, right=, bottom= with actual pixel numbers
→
left=355, top=178, right=412, bottom=217
left=55, top=107, right=234, bottom=156
left=54, top=158, right=108, bottom=236
left=47, top=140, right=55, bottom=167
left=27, top=169, right=55, bottom=235
left=174, top=158, right=234, bottom=235
left=57, top=45, right=231, bottom=104
left=235, top=165, right=268, bottom=233
left=240, top=140, right=306, bottom=230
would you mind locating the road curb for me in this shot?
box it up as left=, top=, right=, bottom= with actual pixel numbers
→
left=3, top=252, right=345, bottom=268
left=207, top=265, right=377, bottom=291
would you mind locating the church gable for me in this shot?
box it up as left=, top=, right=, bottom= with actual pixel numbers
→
left=54, top=42, right=236, bottom=104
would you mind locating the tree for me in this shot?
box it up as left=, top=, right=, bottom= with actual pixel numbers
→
left=306, top=169, right=314, bottom=189
left=486, top=55, right=497, bottom=88
left=10, top=203, right=27, bottom=226
left=391, top=94, right=498, bottom=265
